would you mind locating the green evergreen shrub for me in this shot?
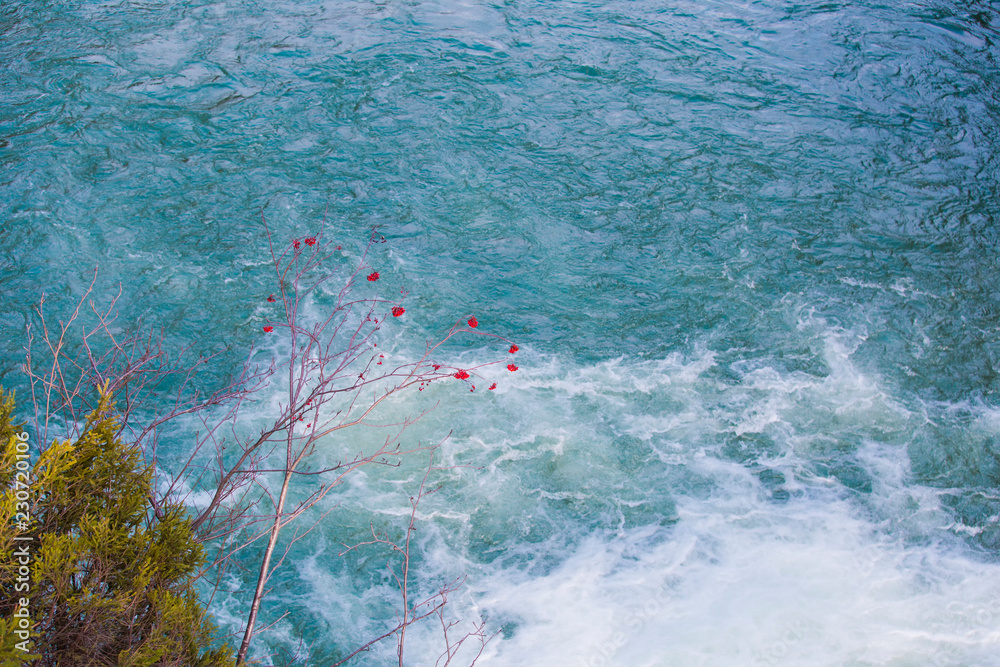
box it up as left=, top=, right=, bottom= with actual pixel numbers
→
left=0, top=388, right=234, bottom=666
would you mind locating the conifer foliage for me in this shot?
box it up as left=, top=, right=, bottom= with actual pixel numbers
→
left=0, top=388, right=233, bottom=666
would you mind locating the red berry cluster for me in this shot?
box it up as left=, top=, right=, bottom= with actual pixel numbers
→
left=263, top=238, right=523, bottom=395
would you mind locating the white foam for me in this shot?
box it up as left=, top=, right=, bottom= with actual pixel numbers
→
left=418, top=485, right=1000, bottom=666
left=395, top=337, right=1000, bottom=665
left=186, top=317, right=1000, bottom=666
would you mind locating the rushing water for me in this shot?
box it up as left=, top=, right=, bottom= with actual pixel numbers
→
left=3, top=0, right=1000, bottom=664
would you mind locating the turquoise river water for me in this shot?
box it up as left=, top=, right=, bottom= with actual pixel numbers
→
left=2, top=0, right=1000, bottom=664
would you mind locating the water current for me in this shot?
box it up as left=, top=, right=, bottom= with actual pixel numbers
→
left=2, top=0, right=999, bottom=664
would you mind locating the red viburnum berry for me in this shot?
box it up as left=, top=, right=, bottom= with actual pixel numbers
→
left=304, top=237, right=317, bottom=246
left=507, top=363, right=518, bottom=372
left=488, top=382, right=497, bottom=390
left=391, top=306, right=405, bottom=317
left=508, top=344, right=519, bottom=354
left=263, top=326, right=274, bottom=333
left=267, top=294, right=276, bottom=302
left=293, top=240, right=301, bottom=249
left=454, top=370, right=470, bottom=380
left=468, top=316, right=478, bottom=328
left=367, top=271, right=380, bottom=282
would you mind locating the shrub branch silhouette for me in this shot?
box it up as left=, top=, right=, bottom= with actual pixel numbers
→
left=10, top=221, right=515, bottom=665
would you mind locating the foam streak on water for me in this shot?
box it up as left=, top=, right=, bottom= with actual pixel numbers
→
left=379, top=331, right=997, bottom=666
left=2, top=0, right=999, bottom=664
